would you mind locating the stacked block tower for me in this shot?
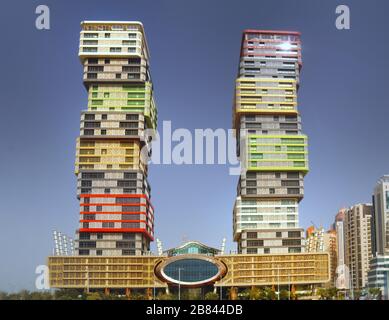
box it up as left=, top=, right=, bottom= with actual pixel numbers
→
left=74, top=21, right=157, bottom=256
left=233, top=30, right=308, bottom=254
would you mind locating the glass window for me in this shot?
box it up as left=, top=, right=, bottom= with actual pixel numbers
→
left=163, top=259, right=219, bottom=283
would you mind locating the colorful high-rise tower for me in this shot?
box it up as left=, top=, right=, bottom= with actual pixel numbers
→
left=74, top=21, right=157, bottom=256
left=233, top=30, right=308, bottom=254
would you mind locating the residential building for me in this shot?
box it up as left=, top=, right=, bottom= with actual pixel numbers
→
left=344, top=204, right=373, bottom=290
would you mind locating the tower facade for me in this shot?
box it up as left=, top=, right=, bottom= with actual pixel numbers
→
left=372, top=175, right=389, bottom=256
left=344, top=204, right=373, bottom=289
left=233, top=30, right=308, bottom=254
left=74, top=21, right=157, bottom=256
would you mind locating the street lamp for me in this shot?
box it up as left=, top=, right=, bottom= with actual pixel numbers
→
left=178, top=268, right=184, bottom=301
left=219, top=274, right=222, bottom=300
left=277, top=265, right=280, bottom=300
left=288, top=274, right=291, bottom=300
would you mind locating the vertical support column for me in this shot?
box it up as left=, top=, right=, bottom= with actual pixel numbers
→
left=229, top=287, right=237, bottom=300
left=146, top=288, right=152, bottom=300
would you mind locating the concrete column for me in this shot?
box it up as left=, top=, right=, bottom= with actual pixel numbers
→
left=229, top=287, right=238, bottom=300
left=146, top=288, right=152, bottom=300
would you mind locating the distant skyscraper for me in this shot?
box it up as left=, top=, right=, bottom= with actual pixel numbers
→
left=372, top=175, right=389, bottom=256
left=344, top=204, right=373, bottom=290
left=232, top=30, right=307, bottom=254
left=74, top=21, right=157, bottom=256
left=334, top=208, right=347, bottom=289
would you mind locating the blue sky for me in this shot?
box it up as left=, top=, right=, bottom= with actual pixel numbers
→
left=0, top=0, right=388, bottom=291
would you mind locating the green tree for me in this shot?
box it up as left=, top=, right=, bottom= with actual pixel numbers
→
left=263, top=287, right=277, bottom=300
left=279, top=289, right=289, bottom=300
left=204, top=292, right=219, bottom=300
left=0, top=291, right=9, bottom=300
left=86, top=292, right=103, bottom=300
left=55, top=289, right=84, bottom=300
left=130, top=292, right=148, bottom=300
left=29, top=291, right=53, bottom=300
left=156, top=292, right=175, bottom=300
left=317, top=288, right=329, bottom=300
left=368, top=287, right=381, bottom=299
left=248, top=287, right=261, bottom=300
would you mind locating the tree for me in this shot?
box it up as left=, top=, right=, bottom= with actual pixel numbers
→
left=55, top=289, right=84, bottom=300
left=204, top=292, right=219, bottom=300
left=327, top=287, right=338, bottom=300
left=317, top=288, right=329, bottom=300
left=131, top=292, right=147, bottom=300
left=29, top=291, right=53, bottom=300
left=279, top=289, right=289, bottom=300
left=368, top=288, right=381, bottom=300
left=86, top=292, right=103, bottom=300
left=157, top=292, right=175, bottom=300
left=0, top=292, right=9, bottom=300
left=263, top=287, right=277, bottom=300
left=248, top=287, right=261, bottom=300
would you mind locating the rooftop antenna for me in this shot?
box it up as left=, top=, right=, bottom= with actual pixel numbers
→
left=156, top=238, right=163, bottom=256
left=221, top=238, right=226, bottom=255
left=53, top=230, right=74, bottom=256
left=53, top=230, right=60, bottom=255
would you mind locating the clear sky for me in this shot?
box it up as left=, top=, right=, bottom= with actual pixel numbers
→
left=1, top=0, right=388, bottom=291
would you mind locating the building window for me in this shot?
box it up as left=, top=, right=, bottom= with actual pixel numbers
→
left=247, top=240, right=264, bottom=247
left=288, top=231, right=301, bottom=238
left=102, top=222, right=114, bottom=228
left=84, top=214, right=95, bottom=220
left=269, top=188, right=275, bottom=194
left=96, top=205, right=102, bottom=212
left=96, top=250, right=102, bottom=256
left=101, top=114, right=107, bottom=120
left=79, top=249, right=89, bottom=255
left=247, top=232, right=257, bottom=239
left=79, top=233, right=90, bottom=240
